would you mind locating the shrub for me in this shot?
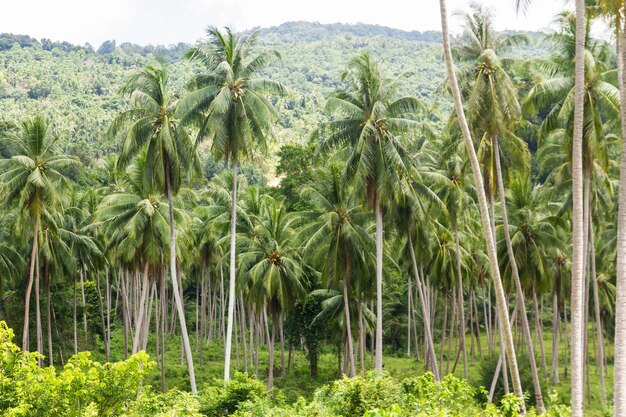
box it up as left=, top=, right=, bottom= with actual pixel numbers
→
left=315, top=373, right=402, bottom=417
left=199, top=372, right=268, bottom=417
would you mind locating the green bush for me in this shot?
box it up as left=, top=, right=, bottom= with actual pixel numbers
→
left=315, top=373, right=402, bottom=417
left=199, top=372, right=269, bottom=417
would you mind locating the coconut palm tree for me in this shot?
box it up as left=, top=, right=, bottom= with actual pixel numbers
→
left=109, top=63, right=200, bottom=392
left=239, top=197, right=305, bottom=388
left=437, top=0, right=525, bottom=410
left=0, top=116, right=77, bottom=354
left=318, top=52, right=420, bottom=373
left=300, top=163, right=374, bottom=377
left=453, top=6, right=547, bottom=407
left=178, top=27, right=285, bottom=382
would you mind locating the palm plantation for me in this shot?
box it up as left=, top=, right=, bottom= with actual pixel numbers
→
left=1, top=3, right=626, bottom=415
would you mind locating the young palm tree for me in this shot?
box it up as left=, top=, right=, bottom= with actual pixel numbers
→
left=0, top=116, right=77, bottom=354
left=178, top=27, right=285, bottom=382
left=109, top=64, right=200, bottom=392
left=319, top=52, right=420, bottom=373
left=438, top=0, right=525, bottom=410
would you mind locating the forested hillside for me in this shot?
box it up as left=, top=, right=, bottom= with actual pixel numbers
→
left=0, top=22, right=500, bottom=173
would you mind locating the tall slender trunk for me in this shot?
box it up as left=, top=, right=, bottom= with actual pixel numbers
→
left=343, top=259, right=356, bottom=377
left=374, top=199, right=384, bottom=374
left=590, top=220, right=606, bottom=404
left=95, top=273, right=108, bottom=361
left=533, top=288, right=547, bottom=374
left=440, top=294, right=448, bottom=373
left=133, top=261, right=150, bottom=353
left=224, top=161, right=238, bottom=383
left=73, top=274, right=78, bottom=354
left=240, top=294, right=248, bottom=373
left=570, top=0, right=586, bottom=415
left=268, top=317, right=276, bottom=389
left=407, top=275, right=412, bottom=357
left=45, top=258, right=53, bottom=366
left=453, top=221, right=468, bottom=380
left=35, top=243, right=43, bottom=366
left=22, top=218, right=39, bottom=352
left=439, top=1, right=523, bottom=410
left=160, top=269, right=167, bottom=392
left=551, top=283, right=560, bottom=384
left=408, top=234, right=439, bottom=380
left=614, top=14, right=626, bottom=417
left=494, top=136, right=545, bottom=413
left=358, top=301, right=365, bottom=376
left=105, top=268, right=111, bottom=362
left=80, top=268, right=88, bottom=345
left=165, top=167, right=197, bottom=393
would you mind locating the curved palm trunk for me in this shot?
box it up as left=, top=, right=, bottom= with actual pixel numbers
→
left=374, top=200, right=384, bottom=374
left=614, top=10, right=626, bottom=417
left=166, top=169, right=197, bottom=393
left=224, top=161, right=238, bottom=382
left=22, top=218, right=39, bottom=352
left=494, top=136, right=545, bottom=413
left=343, top=261, right=356, bottom=377
left=438, top=0, right=524, bottom=410
left=453, top=221, right=468, bottom=380
left=408, top=234, right=440, bottom=380
left=570, top=1, right=586, bottom=415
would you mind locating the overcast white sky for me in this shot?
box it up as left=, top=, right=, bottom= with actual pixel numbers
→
left=1, top=0, right=570, bottom=47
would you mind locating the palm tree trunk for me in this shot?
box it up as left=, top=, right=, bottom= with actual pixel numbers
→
left=133, top=261, right=150, bottom=354
left=165, top=167, right=197, bottom=393
left=95, top=273, right=108, bottom=361
left=374, top=199, right=384, bottom=374
left=80, top=268, right=88, bottom=345
left=45, top=259, right=53, bottom=366
left=533, top=287, right=547, bottom=374
left=453, top=221, right=468, bottom=379
left=439, top=0, right=523, bottom=409
left=408, top=234, right=440, bottom=380
left=73, top=274, right=78, bottom=355
left=551, top=282, right=560, bottom=384
left=22, top=218, right=39, bottom=352
left=359, top=300, right=366, bottom=376
left=407, top=275, right=412, bottom=357
left=105, top=268, right=111, bottom=362
left=35, top=243, right=43, bottom=367
left=343, top=261, right=356, bottom=377
left=494, top=136, right=545, bottom=413
left=224, top=161, right=238, bottom=383
left=590, top=219, right=606, bottom=404
left=268, top=318, right=276, bottom=389
left=613, top=10, right=626, bottom=417
left=279, top=314, right=285, bottom=377
left=569, top=0, right=586, bottom=415
left=440, top=294, right=448, bottom=372
left=160, top=269, right=167, bottom=392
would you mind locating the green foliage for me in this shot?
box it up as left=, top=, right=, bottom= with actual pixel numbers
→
left=0, top=321, right=154, bottom=416
left=315, top=373, right=403, bottom=416
left=198, top=372, right=268, bottom=417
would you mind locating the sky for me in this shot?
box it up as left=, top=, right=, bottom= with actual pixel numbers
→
left=1, top=0, right=570, bottom=47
